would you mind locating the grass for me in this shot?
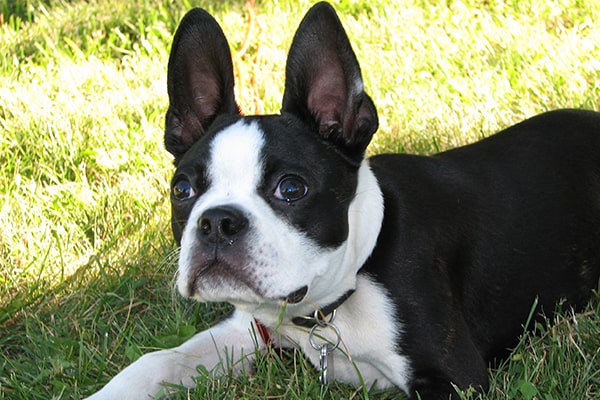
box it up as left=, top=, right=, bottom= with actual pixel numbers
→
left=1, top=0, right=599, bottom=398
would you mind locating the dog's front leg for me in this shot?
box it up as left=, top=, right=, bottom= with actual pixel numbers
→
left=86, top=310, right=261, bottom=400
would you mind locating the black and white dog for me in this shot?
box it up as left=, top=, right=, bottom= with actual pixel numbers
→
left=88, top=2, right=600, bottom=399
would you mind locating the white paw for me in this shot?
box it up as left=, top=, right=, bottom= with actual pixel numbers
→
left=85, top=350, right=198, bottom=400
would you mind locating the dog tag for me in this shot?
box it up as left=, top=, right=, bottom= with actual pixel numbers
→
left=318, top=343, right=334, bottom=385
left=309, top=319, right=341, bottom=386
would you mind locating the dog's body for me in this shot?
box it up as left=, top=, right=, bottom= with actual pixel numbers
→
left=88, top=3, right=600, bottom=399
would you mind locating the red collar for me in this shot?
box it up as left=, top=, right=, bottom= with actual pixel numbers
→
left=254, top=318, right=272, bottom=345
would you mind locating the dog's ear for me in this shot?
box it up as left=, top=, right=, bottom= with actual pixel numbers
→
left=281, top=2, right=378, bottom=163
left=165, top=8, right=240, bottom=162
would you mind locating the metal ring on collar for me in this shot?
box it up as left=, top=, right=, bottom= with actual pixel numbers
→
left=313, top=308, right=336, bottom=327
left=309, top=321, right=342, bottom=352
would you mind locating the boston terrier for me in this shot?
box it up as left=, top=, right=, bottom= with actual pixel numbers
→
left=87, top=2, right=600, bottom=399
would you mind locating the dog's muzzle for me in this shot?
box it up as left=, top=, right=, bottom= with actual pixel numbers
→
left=184, top=205, right=309, bottom=305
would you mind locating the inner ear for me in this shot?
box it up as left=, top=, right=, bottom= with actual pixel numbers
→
left=281, top=2, right=378, bottom=162
left=165, top=8, right=240, bottom=163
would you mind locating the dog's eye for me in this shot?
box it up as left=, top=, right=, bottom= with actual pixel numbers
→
left=274, top=175, right=308, bottom=203
left=172, top=179, right=196, bottom=201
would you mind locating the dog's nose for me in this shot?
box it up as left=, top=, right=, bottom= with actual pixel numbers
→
left=198, top=206, right=248, bottom=243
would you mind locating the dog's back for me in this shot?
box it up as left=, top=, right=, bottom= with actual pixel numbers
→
left=367, top=108, right=600, bottom=365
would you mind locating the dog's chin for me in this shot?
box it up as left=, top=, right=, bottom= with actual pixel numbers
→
left=181, top=260, right=309, bottom=305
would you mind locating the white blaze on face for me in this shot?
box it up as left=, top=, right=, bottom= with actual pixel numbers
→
left=206, top=121, right=266, bottom=201
left=177, top=120, right=265, bottom=299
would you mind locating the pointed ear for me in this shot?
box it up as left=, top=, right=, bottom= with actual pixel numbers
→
left=164, top=8, right=240, bottom=162
left=281, top=2, right=378, bottom=162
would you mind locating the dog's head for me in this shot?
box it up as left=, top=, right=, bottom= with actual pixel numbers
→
left=165, top=2, right=383, bottom=315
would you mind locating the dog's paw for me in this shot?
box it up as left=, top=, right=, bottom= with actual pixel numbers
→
left=85, top=349, right=199, bottom=400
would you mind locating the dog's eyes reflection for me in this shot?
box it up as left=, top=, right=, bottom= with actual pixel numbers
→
left=274, top=175, right=308, bottom=203
left=172, top=179, right=196, bottom=201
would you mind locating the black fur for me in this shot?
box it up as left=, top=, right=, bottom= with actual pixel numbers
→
left=365, top=109, right=600, bottom=397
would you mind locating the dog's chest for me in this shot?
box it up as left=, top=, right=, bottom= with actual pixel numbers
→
left=273, top=275, right=412, bottom=393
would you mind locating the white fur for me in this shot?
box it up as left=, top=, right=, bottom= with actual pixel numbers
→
left=86, top=124, right=411, bottom=399
left=86, top=310, right=260, bottom=400
left=275, top=274, right=411, bottom=392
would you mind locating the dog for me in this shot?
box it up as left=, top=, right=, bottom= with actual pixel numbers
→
left=87, top=2, right=600, bottom=399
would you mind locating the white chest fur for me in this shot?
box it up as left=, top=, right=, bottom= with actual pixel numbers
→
left=278, top=274, right=412, bottom=393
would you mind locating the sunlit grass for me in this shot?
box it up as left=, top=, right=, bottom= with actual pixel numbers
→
left=1, top=0, right=599, bottom=398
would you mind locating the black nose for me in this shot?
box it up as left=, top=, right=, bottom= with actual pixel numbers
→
left=198, top=206, right=248, bottom=244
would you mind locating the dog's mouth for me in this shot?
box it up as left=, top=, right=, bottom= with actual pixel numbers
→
left=282, top=286, right=308, bottom=304
left=187, top=258, right=309, bottom=304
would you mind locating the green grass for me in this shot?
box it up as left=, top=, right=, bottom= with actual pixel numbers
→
left=1, top=0, right=599, bottom=398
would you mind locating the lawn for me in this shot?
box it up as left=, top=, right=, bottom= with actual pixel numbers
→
left=1, top=0, right=599, bottom=399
